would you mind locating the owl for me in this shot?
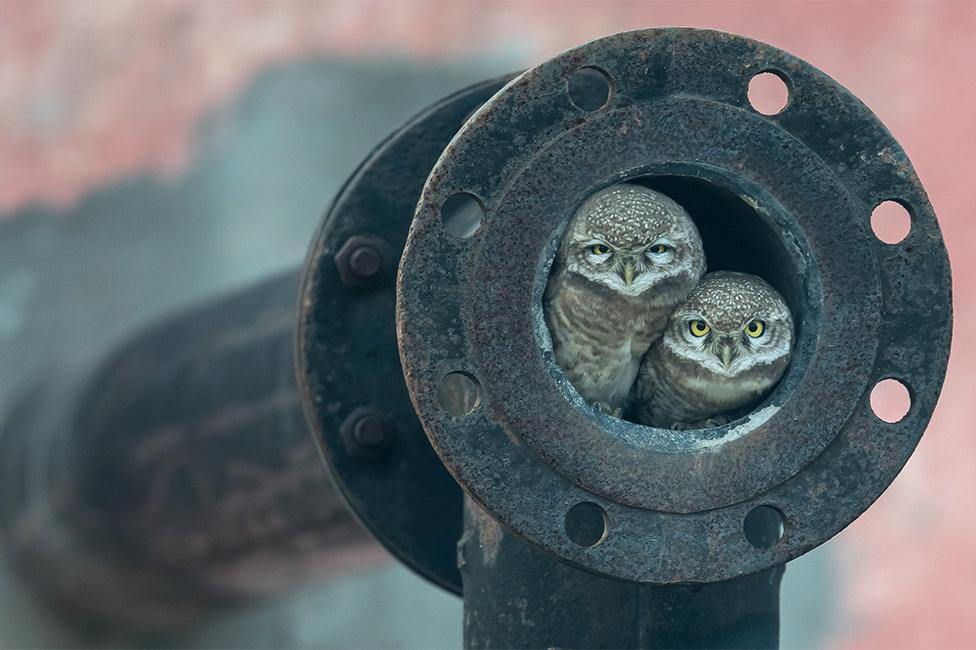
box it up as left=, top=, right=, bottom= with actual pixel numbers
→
left=544, top=183, right=706, bottom=415
left=634, top=271, right=794, bottom=429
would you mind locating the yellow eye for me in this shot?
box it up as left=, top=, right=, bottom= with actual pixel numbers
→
left=588, top=244, right=611, bottom=256
left=745, top=320, right=766, bottom=338
left=647, top=244, right=670, bottom=255
left=689, top=319, right=710, bottom=337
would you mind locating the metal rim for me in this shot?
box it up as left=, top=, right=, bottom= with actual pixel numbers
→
left=397, top=29, right=951, bottom=583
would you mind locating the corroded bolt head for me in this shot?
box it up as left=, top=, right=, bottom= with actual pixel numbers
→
left=349, top=246, right=382, bottom=278
left=341, top=407, right=395, bottom=459
left=353, top=414, right=387, bottom=447
left=335, top=235, right=391, bottom=288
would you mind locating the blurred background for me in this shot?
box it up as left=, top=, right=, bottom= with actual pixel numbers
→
left=0, top=1, right=972, bottom=648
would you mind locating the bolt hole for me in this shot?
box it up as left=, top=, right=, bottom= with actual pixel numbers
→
left=871, top=200, right=912, bottom=245
left=441, top=192, right=485, bottom=239
left=437, top=371, right=482, bottom=416
left=567, top=66, right=611, bottom=112
left=870, top=378, right=912, bottom=423
left=748, top=71, right=790, bottom=116
left=743, top=505, right=785, bottom=549
left=564, top=502, right=608, bottom=547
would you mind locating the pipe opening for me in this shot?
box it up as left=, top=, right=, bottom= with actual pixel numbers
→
left=634, top=175, right=805, bottom=317
left=541, top=171, right=812, bottom=430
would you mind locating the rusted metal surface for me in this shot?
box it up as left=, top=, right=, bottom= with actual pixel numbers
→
left=0, top=272, right=383, bottom=631
left=461, top=497, right=782, bottom=649
left=397, top=29, right=952, bottom=584
left=297, top=75, right=516, bottom=595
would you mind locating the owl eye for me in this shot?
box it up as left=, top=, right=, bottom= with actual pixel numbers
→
left=588, top=244, right=611, bottom=256
left=688, top=319, right=710, bottom=337
left=647, top=243, right=670, bottom=255
left=745, top=320, right=766, bottom=338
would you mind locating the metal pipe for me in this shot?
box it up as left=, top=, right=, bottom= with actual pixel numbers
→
left=0, top=271, right=382, bottom=631
left=460, top=497, right=782, bottom=649
left=0, top=73, right=514, bottom=634
left=397, top=28, right=949, bottom=647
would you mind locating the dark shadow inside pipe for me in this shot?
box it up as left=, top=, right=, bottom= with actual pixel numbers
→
left=633, top=174, right=804, bottom=320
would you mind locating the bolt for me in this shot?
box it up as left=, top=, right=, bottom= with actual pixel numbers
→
left=341, top=407, right=395, bottom=458
left=352, top=414, right=387, bottom=447
left=349, top=246, right=382, bottom=279
left=335, top=235, right=391, bottom=288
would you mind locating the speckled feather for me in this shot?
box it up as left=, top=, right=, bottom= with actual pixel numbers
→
left=635, top=272, right=794, bottom=428
left=544, top=184, right=705, bottom=412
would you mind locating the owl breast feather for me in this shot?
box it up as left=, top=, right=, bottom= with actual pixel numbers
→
left=544, top=269, right=669, bottom=411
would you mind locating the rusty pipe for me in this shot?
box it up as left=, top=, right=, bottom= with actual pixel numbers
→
left=0, top=271, right=383, bottom=631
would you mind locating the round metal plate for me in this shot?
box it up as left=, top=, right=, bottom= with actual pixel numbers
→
left=298, top=75, right=514, bottom=595
left=397, top=29, right=951, bottom=583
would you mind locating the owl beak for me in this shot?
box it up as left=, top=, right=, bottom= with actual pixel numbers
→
left=621, top=262, right=636, bottom=286
left=716, top=338, right=737, bottom=369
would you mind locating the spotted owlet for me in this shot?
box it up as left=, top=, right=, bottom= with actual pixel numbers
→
left=544, top=184, right=706, bottom=415
left=635, top=271, right=794, bottom=429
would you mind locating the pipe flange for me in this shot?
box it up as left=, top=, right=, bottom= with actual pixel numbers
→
left=397, top=29, right=951, bottom=583
left=298, top=76, right=515, bottom=595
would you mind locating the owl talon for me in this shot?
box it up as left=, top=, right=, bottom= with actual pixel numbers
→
left=590, top=401, right=623, bottom=418
left=667, top=415, right=729, bottom=430
left=592, top=401, right=613, bottom=414
left=701, top=415, right=731, bottom=428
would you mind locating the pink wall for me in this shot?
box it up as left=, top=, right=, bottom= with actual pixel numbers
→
left=2, top=2, right=973, bottom=646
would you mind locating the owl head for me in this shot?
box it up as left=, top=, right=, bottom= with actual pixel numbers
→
left=665, top=271, right=794, bottom=380
left=558, top=184, right=706, bottom=301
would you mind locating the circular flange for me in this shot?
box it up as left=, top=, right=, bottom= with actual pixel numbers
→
left=397, top=29, right=951, bottom=583
left=297, top=75, right=515, bottom=595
